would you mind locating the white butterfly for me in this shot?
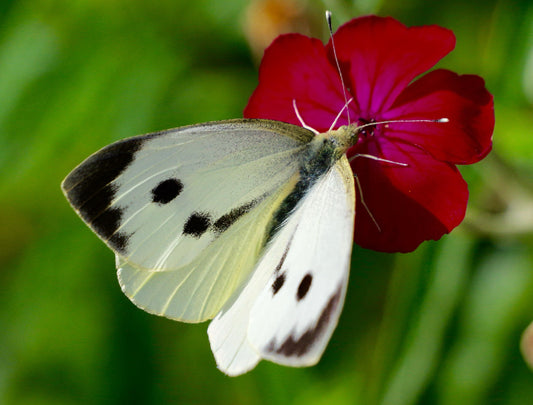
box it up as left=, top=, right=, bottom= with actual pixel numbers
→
left=62, top=117, right=358, bottom=375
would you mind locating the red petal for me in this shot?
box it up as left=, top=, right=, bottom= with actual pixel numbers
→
left=328, top=16, right=455, bottom=115
left=244, top=33, right=350, bottom=131
left=348, top=137, right=468, bottom=252
left=385, top=69, right=494, bottom=164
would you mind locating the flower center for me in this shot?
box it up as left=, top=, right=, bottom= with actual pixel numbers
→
left=357, top=117, right=377, bottom=137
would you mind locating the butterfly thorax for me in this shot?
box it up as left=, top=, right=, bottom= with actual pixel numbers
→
left=264, top=126, right=355, bottom=243
left=302, top=124, right=359, bottom=175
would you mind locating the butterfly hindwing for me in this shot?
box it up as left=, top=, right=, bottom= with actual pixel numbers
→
left=208, top=156, right=355, bottom=375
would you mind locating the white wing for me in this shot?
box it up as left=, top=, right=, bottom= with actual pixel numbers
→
left=208, top=156, right=355, bottom=375
left=62, top=119, right=312, bottom=271
left=62, top=119, right=314, bottom=322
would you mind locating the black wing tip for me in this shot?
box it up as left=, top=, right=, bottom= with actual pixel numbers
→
left=62, top=136, right=147, bottom=207
left=62, top=136, right=147, bottom=254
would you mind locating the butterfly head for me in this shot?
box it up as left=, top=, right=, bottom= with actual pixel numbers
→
left=323, top=125, right=359, bottom=156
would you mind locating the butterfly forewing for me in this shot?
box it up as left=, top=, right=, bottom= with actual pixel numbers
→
left=208, top=157, right=355, bottom=375
left=62, top=119, right=313, bottom=273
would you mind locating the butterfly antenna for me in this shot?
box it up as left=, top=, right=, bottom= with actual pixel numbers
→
left=349, top=118, right=449, bottom=166
left=349, top=154, right=409, bottom=166
left=329, top=97, right=354, bottom=132
left=357, top=117, right=449, bottom=133
left=293, top=99, right=320, bottom=134
left=354, top=174, right=381, bottom=232
left=326, top=10, right=351, bottom=125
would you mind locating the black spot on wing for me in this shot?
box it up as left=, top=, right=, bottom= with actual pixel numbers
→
left=152, top=178, right=183, bottom=204
left=271, top=237, right=295, bottom=295
left=183, top=212, right=212, bottom=238
left=272, top=272, right=286, bottom=295
left=297, top=273, right=312, bottom=301
left=62, top=139, right=145, bottom=255
left=213, top=200, right=257, bottom=234
left=266, top=285, right=342, bottom=357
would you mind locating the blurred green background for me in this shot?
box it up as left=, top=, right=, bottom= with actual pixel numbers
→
left=1, top=0, right=532, bottom=403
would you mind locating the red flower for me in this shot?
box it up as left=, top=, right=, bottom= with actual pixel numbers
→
left=244, top=16, right=494, bottom=253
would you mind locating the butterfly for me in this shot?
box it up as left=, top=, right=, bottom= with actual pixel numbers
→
left=62, top=116, right=361, bottom=375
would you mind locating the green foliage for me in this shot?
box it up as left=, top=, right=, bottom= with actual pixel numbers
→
left=1, top=0, right=532, bottom=403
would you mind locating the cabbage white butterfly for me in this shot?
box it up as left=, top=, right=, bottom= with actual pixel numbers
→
left=62, top=105, right=447, bottom=375
left=61, top=12, right=447, bottom=375
left=62, top=116, right=357, bottom=375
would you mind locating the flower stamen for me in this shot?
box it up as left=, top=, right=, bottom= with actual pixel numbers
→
left=357, top=118, right=376, bottom=137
